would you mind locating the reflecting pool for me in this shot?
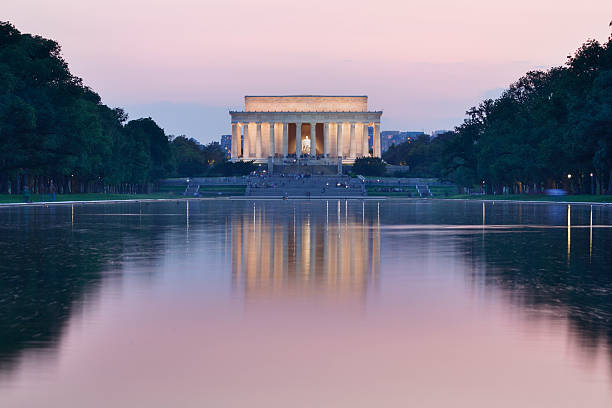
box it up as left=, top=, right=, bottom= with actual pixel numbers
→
left=1, top=199, right=611, bottom=407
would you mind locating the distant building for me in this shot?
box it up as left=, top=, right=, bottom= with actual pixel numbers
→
left=431, top=129, right=450, bottom=138
left=220, top=134, right=232, bottom=158
left=381, top=131, right=426, bottom=152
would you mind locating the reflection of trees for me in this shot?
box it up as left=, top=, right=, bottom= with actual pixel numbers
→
left=0, top=203, right=172, bottom=374
left=464, top=219, right=612, bottom=361
left=376, top=200, right=612, bottom=365
left=231, top=201, right=380, bottom=302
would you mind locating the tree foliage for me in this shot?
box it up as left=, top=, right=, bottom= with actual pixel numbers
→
left=0, top=21, right=241, bottom=193
left=383, top=32, right=612, bottom=193
left=352, top=157, right=387, bottom=176
left=0, top=21, right=180, bottom=193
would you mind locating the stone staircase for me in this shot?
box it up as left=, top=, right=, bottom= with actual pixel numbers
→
left=416, top=184, right=431, bottom=197
left=246, top=175, right=366, bottom=197
left=183, top=184, right=200, bottom=196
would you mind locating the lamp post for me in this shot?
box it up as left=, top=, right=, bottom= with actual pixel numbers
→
left=590, top=172, right=594, bottom=195
left=567, top=174, right=572, bottom=194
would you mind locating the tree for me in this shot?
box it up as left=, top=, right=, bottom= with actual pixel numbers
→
left=0, top=21, right=175, bottom=194
left=352, top=157, right=386, bottom=176
left=171, top=136, right=207, bottom=177
left=202, top=142, right=226, bottom=167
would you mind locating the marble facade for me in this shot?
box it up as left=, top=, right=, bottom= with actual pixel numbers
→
left=230, top=96, right=382, bottom=163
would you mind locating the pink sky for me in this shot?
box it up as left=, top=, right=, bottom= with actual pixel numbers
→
left=5, top=0, right=612, bottom=143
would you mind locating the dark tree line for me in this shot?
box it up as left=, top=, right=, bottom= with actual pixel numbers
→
left=384, top=32, right=612, bottom=194
left=0, top=22, right=250, bottom=195
left=170, top=136, right=256, bottom=177
left=352, top=157, right=387, bottom=176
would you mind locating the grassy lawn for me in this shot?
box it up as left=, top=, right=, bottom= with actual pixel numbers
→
left=0, top=193, right=180, bottom=203
left=0, top=186, right=247, bottom=204
left=364, top=188, right=612, bottom=202
left=446, top=194, right=612, bottom=203
left=366, top=184, right=457, bottom=197
left=367, top=190, right=416, bottom=197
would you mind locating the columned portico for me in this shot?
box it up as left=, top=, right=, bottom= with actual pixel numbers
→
left=323, top=123, right=329, bottom=157
left=336, top=122, right=343, bottom=159
left=282, top=123, right=288, bottom=157
left=230, top=96, right=382, bottom=163
left=231, top=123, right=239, bottom=158
left=362, top=123, right=369, bottom=156
left=243, top=123, right=250, bottom=158
left=349, top=123, right=356, bottom=158
left=311, top=123, right=317, bottom=157
left=296, top=122, right=302, bottom=157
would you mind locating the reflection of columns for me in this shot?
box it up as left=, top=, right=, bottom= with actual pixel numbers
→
left=231, top=201, right=381, bottom=300
left=336, top=123, right=343, bottom=158
left=231, top=216, right=242, bottom=290
left=362, top=124, right=369, bottom=157
left=311, top=123, right=317, bottom=157
left=243, top=123, right=250, bottom=158
left=349, top=123, right=356, bottom=158
left=269, top=122, right=275, bottom=158
left=231, top=123, right=238, bottom=158
left=296, top=122, right=302, bottom=157
left=373, top=122, right=381, bottom=157
left=282, top=123, right=288, bottom=157
left=324, top=123, right=329, bottom=157
left=256, top=123, right=262, bottom=158
left=353, top=123, right=360, bottom=158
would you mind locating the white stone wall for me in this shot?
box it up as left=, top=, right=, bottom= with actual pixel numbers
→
left=245, top=96, right=367, bottom=112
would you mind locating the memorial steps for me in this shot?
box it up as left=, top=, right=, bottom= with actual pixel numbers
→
left=245, top=175, right=366, bottom=198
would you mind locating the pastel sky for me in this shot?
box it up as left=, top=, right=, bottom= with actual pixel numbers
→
left=5, top=0, right=612, bottom=143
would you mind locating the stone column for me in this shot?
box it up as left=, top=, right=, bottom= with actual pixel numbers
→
left=374, top=122, right=381, bottom=157
left=243, top=123, right=250, bottom=158
left=269, top=122, right=275, bottom=158
left=256, top=123, right=262, bottom=158
left=311, top=123, right=317, bottom=157
left=362, top=123, right=369, bottom=157
left=282, top=123, right=288, bottom=157
left=336, top=122, right=343, bottom=159
left=323, top=122, right=329, bottom=158
left=231, top=123, right=238, bottom=159
left=349, top=123, right=356, bottom=158
left=296, top=122, right=302, bottom=157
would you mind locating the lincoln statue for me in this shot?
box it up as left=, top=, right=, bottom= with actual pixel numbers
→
left=229, top=95, right=382, bottom=164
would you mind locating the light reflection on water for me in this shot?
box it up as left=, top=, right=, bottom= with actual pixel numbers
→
left=0, top=199, right=611, bottom=407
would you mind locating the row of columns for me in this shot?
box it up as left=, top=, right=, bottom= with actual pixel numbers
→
left=231, top=121, right=381, bottom=159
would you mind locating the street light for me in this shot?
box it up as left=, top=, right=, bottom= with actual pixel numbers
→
left=590, top=172, right=594, bottom=195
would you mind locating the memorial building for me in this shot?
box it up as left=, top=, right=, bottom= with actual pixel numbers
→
left=229, top=95, right=382, bottom=164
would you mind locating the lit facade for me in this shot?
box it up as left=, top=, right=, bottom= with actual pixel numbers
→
left=229, top=96, right=382, bottom=163
left=231, top=201, right=380, bottom=301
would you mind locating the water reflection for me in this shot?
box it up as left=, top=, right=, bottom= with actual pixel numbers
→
left=0, top=203, right=174, bottom=374
left=450, top=201, right=612, bottom=368
left=231, top=201, right=380, bottom=302
left=1, top=200, right=612, bottom=407
left=568, top=204, right=571, bottom=262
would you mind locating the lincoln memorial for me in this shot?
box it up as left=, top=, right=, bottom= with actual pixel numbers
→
left=230, top=95, right=382, bottom=164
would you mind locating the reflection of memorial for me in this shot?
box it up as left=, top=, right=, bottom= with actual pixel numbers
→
left=231, top=201, right=380, bottom=300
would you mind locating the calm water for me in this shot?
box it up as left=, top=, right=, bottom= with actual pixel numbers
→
left=0, top=199, right=611, bottom=407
